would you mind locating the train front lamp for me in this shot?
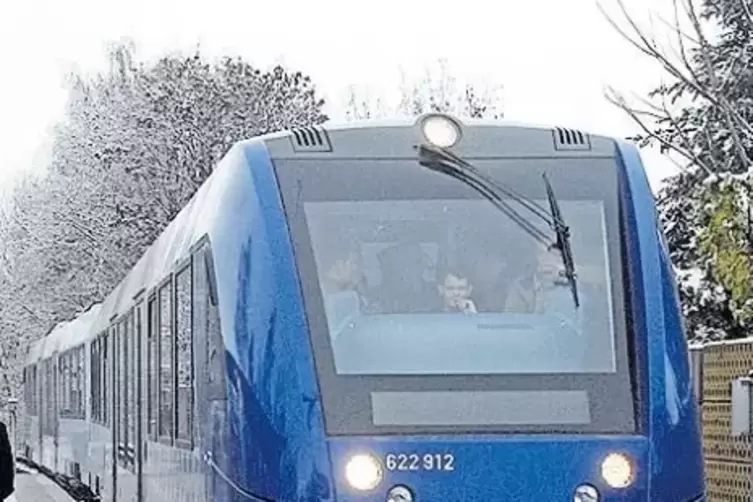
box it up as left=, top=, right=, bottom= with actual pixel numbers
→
left=345, top=453, right=383, bottom=491
left=601, top=452, right=635, bottom=488
left=420, top=114, right=461, bottom=148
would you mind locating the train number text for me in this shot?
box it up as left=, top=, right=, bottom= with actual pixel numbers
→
left=384, top=453, right=455, bottom=472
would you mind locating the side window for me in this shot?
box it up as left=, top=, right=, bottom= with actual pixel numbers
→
left=92, top=339, right=99, bottom=422
left=60, top=353, right=68, bottom=417
left=73, top=349, right=80, bottom=418
left=103, top=331, right=109, bottom=426
left=193, top=244, right=225, bottom=400
left=127, top=309, right=136, bottom=468
left=45, top=361, right=52, bottom=435
left=117, top=320, right=126, bottom=462
left=128, top=304, right=141, bottom=458
left=147, top=296, right=159, bottom=441
left=176, top=264, right=194, bottom=446
left=70, top=350, right=76, bottom=417
left=159, top=280, right=174, bottom=443
left=79, top=346, right=84, bottom=418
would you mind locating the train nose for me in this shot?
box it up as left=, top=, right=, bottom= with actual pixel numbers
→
left=328, top=436, right=649, bottom=502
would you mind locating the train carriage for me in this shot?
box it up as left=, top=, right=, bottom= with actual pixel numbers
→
left=22, top=113, right=705, bottom=501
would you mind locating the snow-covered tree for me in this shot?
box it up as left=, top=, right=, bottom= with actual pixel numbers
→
left=601, top=0, right=753, bottom=340
left=345, top=59, right=504, bottom=120
left=0, top=41, right=328, bottom=405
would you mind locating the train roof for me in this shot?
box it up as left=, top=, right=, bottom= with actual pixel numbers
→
left=25, top=304, right=103, bottom=365
left=263, top=115, right=627, bottom=161
left=56, top=304, right=102, bottom=353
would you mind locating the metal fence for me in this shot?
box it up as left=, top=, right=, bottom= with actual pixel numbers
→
left=690, top=340, right=753, bottom=501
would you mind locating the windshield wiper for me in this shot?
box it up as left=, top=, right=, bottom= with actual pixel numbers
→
left=417, top=143, right=580, bottom=308
left=542, top=173, right=579, bottom=308
left=417, top=144, right=551, bottom=247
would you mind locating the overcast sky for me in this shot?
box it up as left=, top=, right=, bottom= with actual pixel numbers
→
left=0, top=0, right=683, bottom=192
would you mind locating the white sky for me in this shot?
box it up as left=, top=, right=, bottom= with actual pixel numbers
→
left=0, top=0, right=685, bottom=192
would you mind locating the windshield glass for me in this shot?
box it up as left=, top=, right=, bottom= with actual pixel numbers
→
left=275, top=156, right=636, bottom=435
left=307, top=198, right=614, bottom=375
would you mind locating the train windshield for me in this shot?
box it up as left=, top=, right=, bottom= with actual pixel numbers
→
left=275, top=155, right=636, bottom=435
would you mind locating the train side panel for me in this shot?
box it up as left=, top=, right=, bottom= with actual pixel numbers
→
left=187, top=139, right=333, bottom=502
left=616, top=141, right=705, bottom=499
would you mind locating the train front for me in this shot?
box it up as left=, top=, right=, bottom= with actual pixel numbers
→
left=266, top=115, right=704, bottom=501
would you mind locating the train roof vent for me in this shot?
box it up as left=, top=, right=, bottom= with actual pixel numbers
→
left=290, top=126, right=332, bottom=152
left=552, top=127, right=592, bottom=151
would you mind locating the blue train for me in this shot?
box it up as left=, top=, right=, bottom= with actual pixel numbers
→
left=21, top=113, right=705, bottom=501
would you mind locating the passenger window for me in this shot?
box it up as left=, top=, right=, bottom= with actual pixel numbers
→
left=71, top=350, right=77, bottom=417
left=147, top=296, right=158, bottom=441
left=175, top=264, right=193, bottom=446
left=122, top=319, right=128, bottom=458
left=74, top=349, right=80, bottom=417
left=117, top=320, right=127, bottom=463
left=103, top=332, right=109, bottom=426
left=91, top=340, right=98, bottom=422
left=61, top=354, right=69, bottom=417
left=193, top=244, right=225, bottom=400
left=127, top=309, right=136, bottom=466
left=159, top=280, right=174, bottom=442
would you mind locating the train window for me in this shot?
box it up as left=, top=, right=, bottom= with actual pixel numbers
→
left=103, top=331, right=109, bottom=426
left=64, top=352, right=70, bottom=417
left=194, top=243, right=225, bottom=400
left=59, top=354, right=67, bottom=417
left=159, top=280, right=174, bottom=443
left=66, top=353, right=72, bottom=416
left=73, top=349, right=80, bottom=417
left=71, top=350, right=77, bottom=417
left=91, top=339, right=99, bottom=422
left=175, top=264, right=193, bottom=446
left=31, top=368, right=35, bottom=415
left=147, top=296, right=158, bottom=441
left=77, top=346, right=82, bottom=418
left=116, top=320, right=125, bottom=464
left=128, top=306, right=141, bottom=458
left=34, top=366, right=38, bottom=416
left=304, top=199, right=615, bottom=375
left=44, top=360, right=53, bottom=435
left=98, top=335, right=105, bottom=423
left=29, top=367, right=34, bottom=416
left=127, top=309, right=136, bottom=466
left=69, top=351, right=74, bottom=416
left=24, top=368, right=30, bottom=415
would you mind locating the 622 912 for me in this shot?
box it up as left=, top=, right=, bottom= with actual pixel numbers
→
left=384, top=453, right=455, bottom=472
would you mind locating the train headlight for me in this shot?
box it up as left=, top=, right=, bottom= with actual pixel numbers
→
left=420, top=114, right=461, bottom=148
left=573, top=484, right=599, bottom=502
left=600, top=452, right=635, bottom=488
left=387, top=485, right=414, bottom=502
left=345, top=453, right=383, bottom=491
